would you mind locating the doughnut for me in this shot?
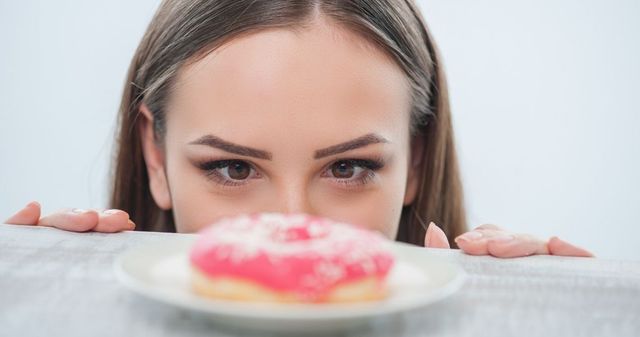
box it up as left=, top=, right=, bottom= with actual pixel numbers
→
left=189, top=213, right=395, bottom=303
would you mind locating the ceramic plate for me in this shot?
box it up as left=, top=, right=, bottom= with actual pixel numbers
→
left=114, top=237, right=465, bottom=332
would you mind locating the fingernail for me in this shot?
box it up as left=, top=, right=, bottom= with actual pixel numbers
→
left=489, top=234, right=516, bottom=243
left=456, top=231, right=483, bottom=242
left=425, top=222, right=435, bottom=247
left=70, top=208, right=89, bottom=214
left=127, top=219, right=136, bottom=229
left=102, top=209, right=121, bottom=215
left=427, top=222, right=437, bottom=233
left=26, top=201, right=40, bottom=208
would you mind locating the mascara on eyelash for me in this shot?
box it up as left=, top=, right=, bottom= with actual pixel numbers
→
left=348, top=159, right=384, bottom=170
left=197, top=159, right=261, bottom=189
left=196, top=157, right=383, bottom=187
left=333, top=170, right=377, bottom=188
left=197, top=159, right=234, bottom=171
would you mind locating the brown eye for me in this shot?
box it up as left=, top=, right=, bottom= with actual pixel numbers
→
left=331, top=161, right=355, bottom=179
left=227, top=160, right=251, bottom=180
left=198, top=159, right=260, bottom=186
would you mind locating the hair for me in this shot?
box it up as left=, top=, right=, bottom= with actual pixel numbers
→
left=110, top=0, right=467, bottom=247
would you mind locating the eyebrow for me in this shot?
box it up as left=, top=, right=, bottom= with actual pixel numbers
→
left=314, top=133, right=389, bottom=159
left=189, top=135, right=272, bottom=160
left=188, top=133, right=389, bottom=160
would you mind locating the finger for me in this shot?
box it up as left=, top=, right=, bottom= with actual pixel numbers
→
left=473, top=224, right=503, bottom=231
left=94, top=209, right=136, bottom=233
left=38, top=209, right=100, bottom=232
left=424, top=222, right=450, bottom=249
left=548, top=236, right=594, bottom=257
left=454, top=230, right=489, bottom=255
left=486, top=234, right=549, bottom=258
left=455, top=229, right=548, bottom=257
left=4, top=201, right=41, bottom=225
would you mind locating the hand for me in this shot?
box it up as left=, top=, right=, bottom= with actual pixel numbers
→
left=4, top=201, right=135, bottom=233
left=424, top=222, right=594, bottom=258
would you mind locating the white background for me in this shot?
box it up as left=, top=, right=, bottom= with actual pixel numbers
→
left=1, top=1, right=638, bottom=259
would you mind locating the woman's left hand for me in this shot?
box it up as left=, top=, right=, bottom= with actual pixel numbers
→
left=424, top=223, right=594, bottom=258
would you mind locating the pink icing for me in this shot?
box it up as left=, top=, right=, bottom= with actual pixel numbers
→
left=189, top=213, right=395, bottom=300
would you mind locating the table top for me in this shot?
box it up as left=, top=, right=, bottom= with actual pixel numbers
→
left=1, top=224, right=639, bottom=337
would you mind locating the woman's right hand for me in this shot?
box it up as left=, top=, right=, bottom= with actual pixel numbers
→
left=4, top=201, right=135, bottom=233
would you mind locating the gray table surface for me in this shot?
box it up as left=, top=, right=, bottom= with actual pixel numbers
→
left=1, top=223, right=639, bottom=337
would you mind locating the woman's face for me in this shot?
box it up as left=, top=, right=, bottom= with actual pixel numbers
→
left=141, top=19, right=422, bottom=238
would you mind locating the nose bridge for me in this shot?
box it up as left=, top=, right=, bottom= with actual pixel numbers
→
left=276, top=180, right=313, bottom=215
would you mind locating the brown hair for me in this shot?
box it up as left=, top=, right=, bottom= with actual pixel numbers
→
left=110, top=0, right=467, bottom=247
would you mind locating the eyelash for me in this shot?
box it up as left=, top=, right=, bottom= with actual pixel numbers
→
left=321, top=159, right=383, bottom=189
left=195, top=158, right=385, bottom=189
left=196, top=160, right=259, bottom=188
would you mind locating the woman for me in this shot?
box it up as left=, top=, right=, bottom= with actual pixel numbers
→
left=5, top=0, right=592, bottom=258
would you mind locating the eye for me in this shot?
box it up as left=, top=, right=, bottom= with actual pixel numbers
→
left=197, top=159, right=259, bottom=186
left=324, top=159, right=384, bottom=188
left=330, top=161, right=361, bottom=179
left=225, top=161, right=251, bottom=180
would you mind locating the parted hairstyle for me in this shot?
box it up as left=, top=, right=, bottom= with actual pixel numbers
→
left=110, top=0, right=467, bottom=246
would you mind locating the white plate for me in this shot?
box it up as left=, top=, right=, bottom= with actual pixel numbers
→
left=114, top=237, right=466, bottom=332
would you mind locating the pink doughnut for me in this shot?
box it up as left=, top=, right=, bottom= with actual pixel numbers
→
left=189, top=213, right=395, bottom=303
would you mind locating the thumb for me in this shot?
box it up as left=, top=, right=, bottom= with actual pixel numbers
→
left=424, top=222, right=450, bottom=249
left=5, top=201, right=41, bottom=225
left=548, top=236, right=594, bottom=257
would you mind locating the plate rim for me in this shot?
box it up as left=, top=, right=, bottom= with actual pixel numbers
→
left=113, top=239, right=466, bottom=322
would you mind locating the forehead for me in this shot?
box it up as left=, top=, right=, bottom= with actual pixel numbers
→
left=167, top=19, right=411, bottom=147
